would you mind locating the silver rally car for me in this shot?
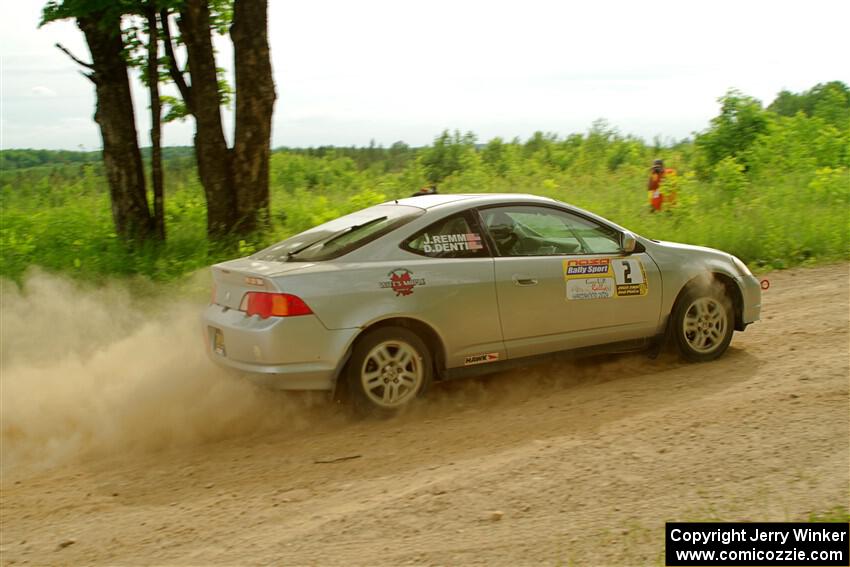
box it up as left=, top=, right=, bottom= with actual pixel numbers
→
left=204, top=193, right=761, bottom=414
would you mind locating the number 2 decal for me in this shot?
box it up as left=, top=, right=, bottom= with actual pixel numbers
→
left=621, top=261, right=632, bottom=284
left=614, top=259, right=648, bottom=297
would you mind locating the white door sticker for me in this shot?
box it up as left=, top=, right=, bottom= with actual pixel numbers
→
left=563, top=258, right=649, bottom=299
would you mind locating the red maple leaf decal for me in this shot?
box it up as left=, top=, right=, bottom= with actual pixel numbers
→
left=389, top=270, right=416, bottom=296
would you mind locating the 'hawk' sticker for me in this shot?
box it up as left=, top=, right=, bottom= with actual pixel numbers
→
left=464, top=352, right=500, bottom=366
left=563, top=258, right=648, bottom=299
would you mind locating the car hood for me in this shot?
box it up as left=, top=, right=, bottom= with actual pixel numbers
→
left=642, top=238, right=741, bottom=279
left=652, top=240, right=729, bottom=257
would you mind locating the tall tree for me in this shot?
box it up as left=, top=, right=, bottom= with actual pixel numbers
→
left=695, top=90, right=770, bottom=172
left=231, top=0, right=275, bottom=233
left=43, top=4, right=155, bottom=242
left=171, top=0, right=237, bottom=236
left=768, top=81, right=850, bottom=129
left=46, top=0, right=277, bottom=239
left=161, top=0, right=275, bottom=237
left=144, top=4, right=166, bottom=240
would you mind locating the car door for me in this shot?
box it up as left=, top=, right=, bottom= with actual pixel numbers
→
left=398, top=210, right=506, bottom=369
left=477, top=204, right=662, bottom=359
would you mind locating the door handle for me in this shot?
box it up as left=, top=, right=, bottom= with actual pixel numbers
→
left=512, top=275, right=538, bottom=286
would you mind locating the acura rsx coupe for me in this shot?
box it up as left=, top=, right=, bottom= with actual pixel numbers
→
left=204, top=193, right=762, bottom=415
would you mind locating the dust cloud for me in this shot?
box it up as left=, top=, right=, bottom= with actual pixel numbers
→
left=0, top=270, right=690, bottom=474
left=0, top=270, right=329, bottom=473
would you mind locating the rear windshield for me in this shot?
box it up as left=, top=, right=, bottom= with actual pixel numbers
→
left=252, top=204, right=424, bottom=262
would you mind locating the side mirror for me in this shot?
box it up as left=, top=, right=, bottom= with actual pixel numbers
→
left=621, top=232, right=637, bottom=254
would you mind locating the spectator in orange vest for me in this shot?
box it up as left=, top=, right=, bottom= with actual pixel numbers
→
left=648, top=159, right=665, bottom=212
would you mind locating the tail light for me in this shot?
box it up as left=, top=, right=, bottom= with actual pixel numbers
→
left=243, top=292, right=313, bottom=318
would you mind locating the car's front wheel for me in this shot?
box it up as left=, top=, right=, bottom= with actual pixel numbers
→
left=673, top=285, right=734, bottom=362
left=346, top=327, right=432, bottom=416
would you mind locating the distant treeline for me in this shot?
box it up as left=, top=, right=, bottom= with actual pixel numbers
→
left=4, top=80, right=846, bottom=176
left=0, top=147, right=197, bottom=171
left=2, top=81, right=848, bottom=184
left=0, top=149, right=102, bottom=170
left=275, top=141, right=419, bottom=172
left=0, top=144, right=418, bottom=172
left=2, top=81, right=848, bottom=283
left=8, top=81, right=850, bottom=172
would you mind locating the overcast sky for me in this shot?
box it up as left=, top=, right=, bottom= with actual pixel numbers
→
left=2, top=0, right=848, bottom=150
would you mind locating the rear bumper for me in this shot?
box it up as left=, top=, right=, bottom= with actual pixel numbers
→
left=737, top=274, right=762, bottom=325
left=208, top=356, right=338, bottom=390
left=203, top=304, right=358, bottom=391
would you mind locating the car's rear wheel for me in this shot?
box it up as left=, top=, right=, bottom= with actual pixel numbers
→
left=673, top=285, right=734, bottom=362
left=346, top=327, right=432, bottom=416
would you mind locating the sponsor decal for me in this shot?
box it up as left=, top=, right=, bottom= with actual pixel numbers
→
left=567, top=277, right=614, bottom=300
left=422, top=233, right=483, bottom=254
left=563, top=258, right=649, bottom=299
left=615, top=283, right=644, bottom=296
left=379, top=268, right=426, bottom=296
left=464, top=352, right=500, bottom=366
left=565, top=258, right=611, bottom=276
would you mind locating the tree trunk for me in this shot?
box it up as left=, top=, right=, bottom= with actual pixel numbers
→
left=78, top=12, right=153, bottom=242
left=146, top=7, right=166, bottom=240
left=231, top=0, right=276, bottom=233
left=177, top=0, right=236, bottom=237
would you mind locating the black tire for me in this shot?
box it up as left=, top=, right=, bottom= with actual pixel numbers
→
left=672, top=284, right=734, bottom=362
left=346, top=326, right=433, bottom=417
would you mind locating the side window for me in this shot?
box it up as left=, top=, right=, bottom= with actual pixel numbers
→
left=479, top=206, right=622, bottom=256
left=403, top=213, right=489, bottom=258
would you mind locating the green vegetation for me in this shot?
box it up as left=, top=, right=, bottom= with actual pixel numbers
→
left=807, top=506, right=850, bottom=523
left=1, top=83, right=848, bottom=283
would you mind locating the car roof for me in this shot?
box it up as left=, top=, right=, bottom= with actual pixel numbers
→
left=388, top=192, right=630, bottom=234
left=390, top=193, right=558, bottom=209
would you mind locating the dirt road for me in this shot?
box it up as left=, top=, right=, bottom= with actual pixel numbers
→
left=1, top=264, right=848, bottom=566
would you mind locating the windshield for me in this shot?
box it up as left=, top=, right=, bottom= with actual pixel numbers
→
left=252, top=203, right=424, bottom=262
